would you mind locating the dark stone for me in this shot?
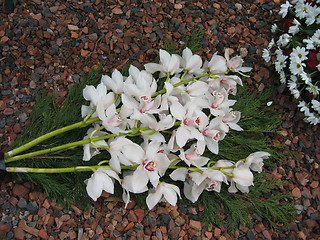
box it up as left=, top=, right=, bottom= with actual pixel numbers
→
left=54, top=208, right=63, bottom=218
left=0, top=118, right=6, bottom=128
left=26, top=202, right=38, bottom=214
left=246, top=229, right=256, bottom=240
left=1, top=90, right=11, bottom=96
left=277, top=84, right=287, bottom=94
left=28, top=221, right=37, bottom=228
left=42, top=7, right=53, bottom=17
left=261, top=4, right=273, bottom=10
left=248, top=45, right=256, bottom=55
left=9, top=206, right=16, bottom=213
left=5, top=231, right=14, bottom=240
left=255, top=21, right=267, bottom=29
left=31, top=72, right=41, bottom=82
left=5, top=117, right=15, bottom=126
left=17, top=199, right=27, bottom=209
left=1, top=202, right=10, bottom=211
left=310, top=213, right=318, bottom=220
left=207, top=8, right=215, bottom=14
left=252, top=213, right=262, bottom=222
left=160, top=214, right=171, bottom=226
left=72, top=74, right=81, bottom=82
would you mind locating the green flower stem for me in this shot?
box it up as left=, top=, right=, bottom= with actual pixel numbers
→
left=6, top=164, right=235, bottom=175
left=152, top=70, right=227, bottom=97
left=6, top=166, right=101, bottom=173
left=5, top=126, right=151, bottom=163
left=5, top=117, right=100, bottom=159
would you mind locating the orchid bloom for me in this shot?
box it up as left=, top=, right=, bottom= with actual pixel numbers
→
left=83, top=125, right=108, bottom=161
left=181, top=47, right=203, bottom=73
left=146, top=182, right=181, bottom=209
left=244, top=151, right=271, bottom=173
left=208, top=75, right=243, bottom=95
left=108, top=137, right=145, bottom=173
left=225, top=48, right=252, bottom=76
left=122, top=141, right=171, bottom=193
left=101, top=69, right=125, bottom=94
left=198, top=118, right=228, bottom=154
left=179, top=144, right=210, bottom=167
left=144, top=49, right=181, bottom=76
left=207, top=53, right=228, bottom=73
left=124, top=65, right=157, bottom=100
left=86, top=167, right=120, bottom=201
left=206, top=88, right=237, bottom=117
left=169, top=101, right=206, bottom=148
left=228, top=162, right=254, bottom=193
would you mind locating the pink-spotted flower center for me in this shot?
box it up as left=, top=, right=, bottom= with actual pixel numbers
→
left=206, top=181, right=219, bottom=191
left=143, top=159, right=157, bottom=172
left=222, top=111, right=237, bottom=123
left=183, top=117, right=201, bottom=126
left=202, top=129, right=220, bottom=142
left=211, top=92, right=224, bottom=109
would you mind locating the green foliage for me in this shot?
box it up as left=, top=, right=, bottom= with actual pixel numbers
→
left=164, top=27, right=205, bottom=54
left=199, top=174, right=296, bottom=233
left=9, top=66, right=103, bottom=209
left=184, top=27, right=206, bottom=52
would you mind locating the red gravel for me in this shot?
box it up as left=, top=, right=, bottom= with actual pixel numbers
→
left=1, top=0, right=319, bottom=239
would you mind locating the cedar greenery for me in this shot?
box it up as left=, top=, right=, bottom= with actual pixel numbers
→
left=8, top=28, right=296, bottom=231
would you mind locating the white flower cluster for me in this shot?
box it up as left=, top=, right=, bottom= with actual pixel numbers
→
left=263, top=0, right=320, bottom=125
left=81, top=48, right=269, bottom=209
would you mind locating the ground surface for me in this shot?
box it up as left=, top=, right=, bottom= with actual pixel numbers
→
left=0, top=0, right=319, bottom=239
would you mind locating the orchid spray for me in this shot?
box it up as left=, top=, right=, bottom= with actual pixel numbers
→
left=3, top=48, right=270, bottom=209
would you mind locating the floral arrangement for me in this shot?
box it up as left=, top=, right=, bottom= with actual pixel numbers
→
left=2, top=48, right=270, bottom=209
left=263, top=0, right=320, bottom=124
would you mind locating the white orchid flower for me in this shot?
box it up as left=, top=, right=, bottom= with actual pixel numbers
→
left=108, top=137, right=145, bottom=173
left=83, top=83, right=107, bottom=107
left=123, top=141, right=171, bottom=193
left=228, top=162, right=254, bottom=193
left=124, top=65, right=157, bottom=100
left=86, top=167, right=120, bottom=201
left=181, top=47, right=203, bottom=73
left=82, top=83, right=117, bottom=125
left=144, top=49, right=181, bottom=76
left=146, top=182, right=181, bottom=209
left=101, top=69, right=125, bottom=94
left=186, top=81, right=209, bottom=97
left=205, top=88, right=237, bottom=117
left=244, top=151, right=270, bottom=173
left=179, top=144, right=210, bottom=167
left=207, top=53, right=228, bottom=73
left=225, top=48, right=252, bottom=76
left=208, top=75, right=243, bottom=95
left=83, top=125, right=108, bottom=161
left=198, top=119, right=227, bottom=154
left=212, top=109, right=243, bottom=132
left=170, top=101, right=205, bottom=148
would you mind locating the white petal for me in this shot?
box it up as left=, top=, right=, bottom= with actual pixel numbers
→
left=132, top=168, right=149, bottom=193
left=83, top=85, right=98, bottom=105
left=206, top=139, right=219, bottom=154
left=176, top=126, right=190, bottom=148
left=170, top=101, right=186, bottom=120
left=169, top=168, right=188, bottom=181
left=163, top=186, right=179, bottom=206
left=227, top=122, right=243, bottom=131
left=146, top=188, right=163, bottom=209
left=144, top=63, right=165, bottom=74
left=187, top=81, right=208, bottom=96
left=86, top=174, right=103, bottom=201
left=186, top=55, right=202, bottom=72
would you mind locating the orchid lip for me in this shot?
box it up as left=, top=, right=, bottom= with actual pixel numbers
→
left=143, top=159, right=156, bottom=172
